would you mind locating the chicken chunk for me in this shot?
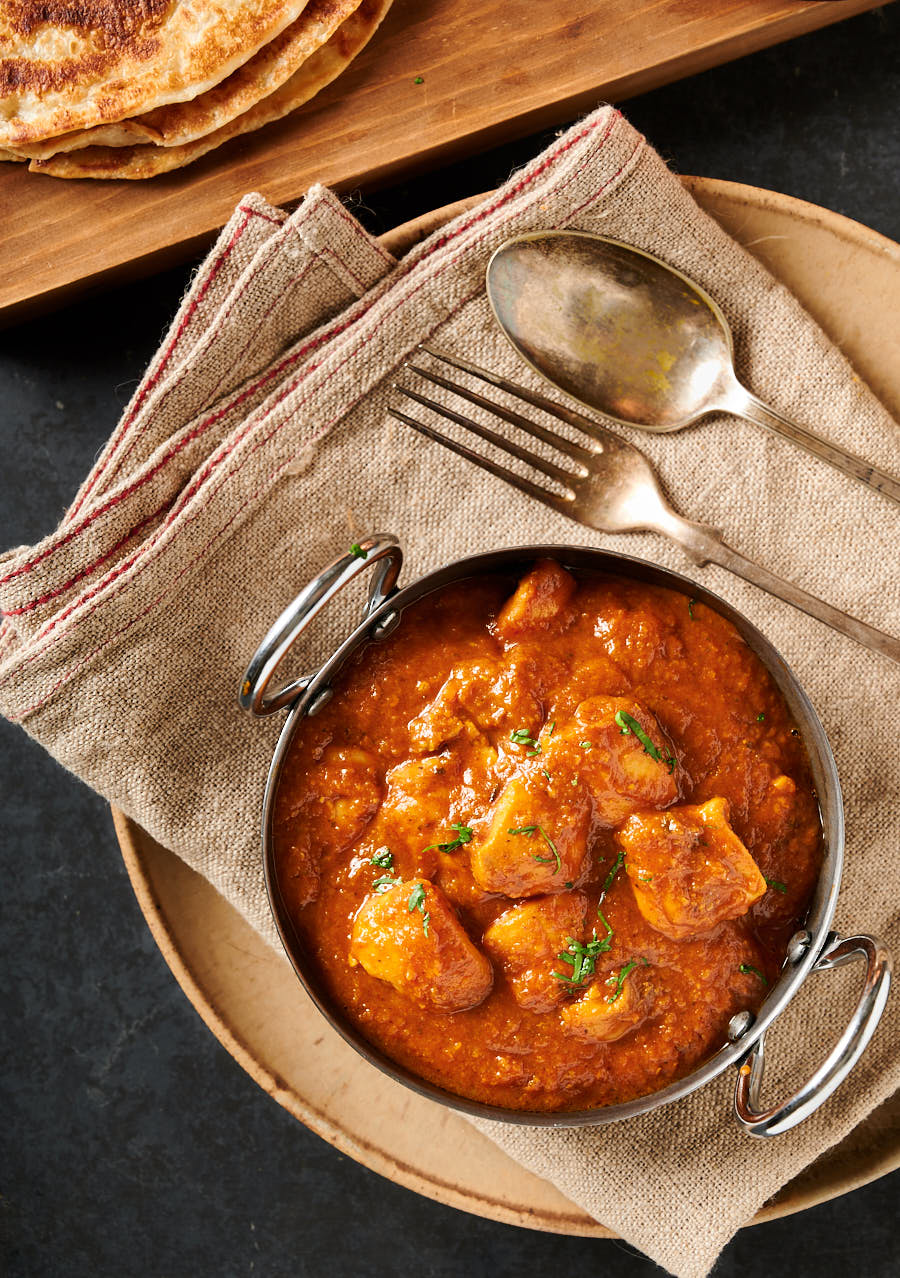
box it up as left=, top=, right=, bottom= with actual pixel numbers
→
left=560, top=964, right=649, bottom=1043
left=377, top=753, right=462, bottom=848
left=593, top=589, right=681, bottom=672
left=301, top=745, right=382, bottom=849
left=618, top=797, right=767, bottom=940
left=483, top=893, right=589, bottom=1013
left=754, top=773, right=799, bottom=831
left=545, top=696, right=678, bottom=826
left=496, top=559, right=576, bottom=639
left=408, top=658, right=542, bottom=754
left=276, top=745, right=381, bottom=908
left=350, top=880, right=493, bottom=1012
left=469, top=773, right=591, bottom=897
left=378, top=734, right=497, bottom=845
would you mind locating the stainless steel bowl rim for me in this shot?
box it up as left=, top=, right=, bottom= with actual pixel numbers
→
left=258, top=542, right=847, bottom=1129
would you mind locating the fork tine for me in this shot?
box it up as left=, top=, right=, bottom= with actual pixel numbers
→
left=387, top=406, right=572, bottom=513
left=394, top=384, right=578, bottom=490
left=421, top=344, right=613, bottom=444
left=407, top=360, right=593, bottom=470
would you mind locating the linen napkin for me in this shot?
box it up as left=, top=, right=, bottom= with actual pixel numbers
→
left=1, top=106, right=898, bottom=1277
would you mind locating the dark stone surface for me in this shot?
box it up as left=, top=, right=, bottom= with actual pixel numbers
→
left=2, top=8, right=898, bottom=1276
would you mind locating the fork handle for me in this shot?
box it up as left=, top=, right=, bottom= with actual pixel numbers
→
left=724, top=384, right=900, bottom=508
left=654, top=511, right=900, bottom=663
left=708, top=540, right=900, bottom=662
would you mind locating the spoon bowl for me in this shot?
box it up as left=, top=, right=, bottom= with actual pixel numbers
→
left=486, top=231, right=736, bottom=431
left=485, top=231, right=900, bottom=504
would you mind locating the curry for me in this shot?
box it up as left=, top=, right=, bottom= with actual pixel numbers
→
left=272, top=560, right=823, bottom=1112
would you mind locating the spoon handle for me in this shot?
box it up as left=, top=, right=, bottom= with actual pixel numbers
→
left=727, top=385, right=900, bottom=508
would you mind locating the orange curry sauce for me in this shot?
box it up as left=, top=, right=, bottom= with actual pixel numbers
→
left=272, top=561, right=822, bottom=1112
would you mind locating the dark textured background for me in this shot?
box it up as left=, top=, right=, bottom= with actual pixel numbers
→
left=3, top=7, right=899, bottom=1275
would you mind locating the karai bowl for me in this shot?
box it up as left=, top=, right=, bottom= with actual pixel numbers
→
left=240, top=536, right=890, bottom=1136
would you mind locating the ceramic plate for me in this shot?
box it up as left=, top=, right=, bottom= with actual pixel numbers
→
left=113, top=177, right=900, bottom=1235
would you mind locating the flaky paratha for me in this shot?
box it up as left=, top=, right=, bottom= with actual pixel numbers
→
left=0, top=0, right=313, bottom=146
left=9, top=0, right=363, bottom=160
left=27, top=0, right=391, bottom=179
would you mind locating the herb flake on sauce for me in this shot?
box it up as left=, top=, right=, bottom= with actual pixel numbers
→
left=553, top=926, right=612, bottom=985
left=614, top=708, right=676, bottom=774
left=606, top=960, right=638, bottom=1003
left=599, top=850, right=624, bottom=900
left=507, top=824, right=561, bottom=873
left=510, top=727, right=542, bottom=756
left=422, top=822, right=473, bottom=854
left=739, top=963, right=768, bottom=985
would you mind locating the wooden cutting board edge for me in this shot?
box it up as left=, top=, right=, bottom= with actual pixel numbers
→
left=2, top=0, right=887, bottom=328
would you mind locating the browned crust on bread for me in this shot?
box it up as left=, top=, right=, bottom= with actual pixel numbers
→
left=0, top=0, right=313, bottom=144
left=7, top=0, right=360, bottom=157
left=26, top=0, right=391, bottom=178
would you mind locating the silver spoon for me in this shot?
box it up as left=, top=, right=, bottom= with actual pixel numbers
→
left=485, top=231, right=900, bottom=507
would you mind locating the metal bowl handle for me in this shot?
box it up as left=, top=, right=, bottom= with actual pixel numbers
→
left=239, top=533, right=403, bottom=716
left=734, top=931, right=891, bottom=1137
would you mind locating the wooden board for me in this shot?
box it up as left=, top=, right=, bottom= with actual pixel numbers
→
left=0, top=0, right=885, bottom=324
left=111, top=176, right=900, bottom=1236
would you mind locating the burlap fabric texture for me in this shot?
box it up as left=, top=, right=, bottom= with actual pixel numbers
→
left=1, top=107, right=898, bottom=1278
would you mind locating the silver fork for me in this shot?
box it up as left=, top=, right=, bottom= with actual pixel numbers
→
left=389, top=347, right=899, bottom=664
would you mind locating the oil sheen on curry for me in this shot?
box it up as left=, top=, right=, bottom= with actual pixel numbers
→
left=272, top=561, right=823, bottom=1112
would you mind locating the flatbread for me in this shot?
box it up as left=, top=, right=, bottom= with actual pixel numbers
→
left=9, top=0, right=363, bottom=160
left=27, top=0, right=391, bottom=179
left=0, top=0, right=313, bottom=146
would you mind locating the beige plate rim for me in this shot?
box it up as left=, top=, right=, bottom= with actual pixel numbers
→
left=113, top=176, right=900, bottom=1236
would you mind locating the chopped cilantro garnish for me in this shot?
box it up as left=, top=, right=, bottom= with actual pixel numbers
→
left=739, top=963, right=768, bottom=985
left=688, top=597, right=696, bottom=620
left=606, top=959, right=638, bottom=1004
left=370, top=847, right=393, bottom=869
left=765, top=877, right=787, bottom=894
left=373, top=875, right=400, bottom=893
left=405, top=882, right=430, bottom=935
left=757, top=712, right=766, bottom=722
left=614, top=710, right=660, bottom=757
left=599, top=850, right=624, bottom=900
left=578, top=740, right=592, bottom=750
left=507, top=824, right=561, bottom=874
left=541, top=768, right=551, bottom=782
left=510, top=727, right=542, bottom=756
left=422, top=822, right=473, bottom=854
left=413, top=74, right=424, bottom=84
left=552, top=926, right=613, bottom=986
left=349, top=542, right=367, bottom=559
left=614, top=709, right=676, bottom=773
